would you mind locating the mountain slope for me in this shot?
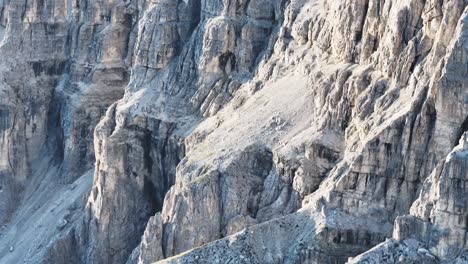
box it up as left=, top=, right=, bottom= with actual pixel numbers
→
left=0, top=0, right=467, bottom=263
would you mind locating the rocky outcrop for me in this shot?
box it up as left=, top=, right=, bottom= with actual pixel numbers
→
left=0, top=0, right=141, bottom=225
left=0, top=0, right=147, bottom=262
left=395, top=133, right=468, bottom=259
left=0, top=0, right=467, bottom=263
left=137, top=0, right=468, bottom=263
left=350, top=132, right=468, bottom=263
left=83, top=0, right=285, bottom=263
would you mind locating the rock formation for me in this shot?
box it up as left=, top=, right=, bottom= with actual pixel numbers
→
left=0, top=0, right=466, bottom=263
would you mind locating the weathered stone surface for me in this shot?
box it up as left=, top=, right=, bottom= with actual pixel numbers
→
left=348, top=238, right=439, bottom=264
left=0, top=0, right=467, bottom=263
left=350, top=132, right=468, bottom=263
left=140, top=0, right=468, bottom=263
left=394, top=134, right=468, bottom=260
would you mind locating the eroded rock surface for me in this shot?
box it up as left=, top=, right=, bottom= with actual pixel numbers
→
left=0, top=0, right=467, bottom=264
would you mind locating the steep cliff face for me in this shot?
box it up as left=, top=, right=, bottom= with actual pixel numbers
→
left=0, top=0, right=467, bottom=264
left=0, top=0, right=145, bottom=262
left=0, top=0, right=139, bottom=225
left=350, top=132, right=468, bottom=263
left=84, top=1, right=284, bottom=263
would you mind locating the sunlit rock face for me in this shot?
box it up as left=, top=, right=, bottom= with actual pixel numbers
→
left=0, top=0, right=467, bottom=264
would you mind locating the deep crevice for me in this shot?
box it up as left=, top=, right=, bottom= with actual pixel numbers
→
left=455, top=116, right=468, bottom=147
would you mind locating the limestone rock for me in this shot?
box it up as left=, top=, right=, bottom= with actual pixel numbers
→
left=0, top=0, right=467, bottom=264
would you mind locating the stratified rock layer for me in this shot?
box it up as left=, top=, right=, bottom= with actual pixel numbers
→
left=0, top=0, right=466, bottom=264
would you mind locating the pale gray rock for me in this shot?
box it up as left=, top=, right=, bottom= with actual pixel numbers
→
left=394, top=133, right=468, bottom=260
left=0, top=0, right=467, bottom=264
left=0, top=0, right=145, bottom=226
left=350, top=132, right=468, bottom=263
left=142, top=0, right=468, bottom=263
left=84, top=0, right=284, bottom=263
left=0, top=0, right=150, bottom=263
left=126, top=213, right=164, bottom=264
left=347, top=238, right=439, bottom=264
